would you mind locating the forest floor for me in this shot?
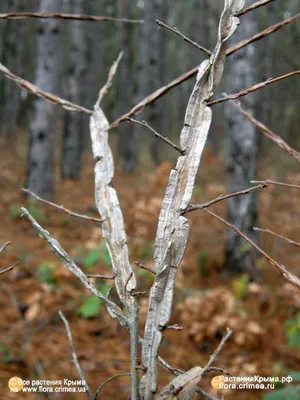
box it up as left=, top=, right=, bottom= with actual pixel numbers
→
left=0, top=136, right=300, bottom=400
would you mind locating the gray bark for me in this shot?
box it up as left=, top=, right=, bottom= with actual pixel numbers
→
left=224, top=6, right=258, bottom=277
left=26, top=0, right=62, bottom=200
left=0, top=0, right=24, bottom=137
left=61, top=0, right=87, bottom=180
left=123, top=0, right=167, bottom=173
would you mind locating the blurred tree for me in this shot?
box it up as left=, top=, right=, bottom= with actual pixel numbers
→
left=61, top=0, right=88, bottom=180
left=0, top=0, right=24, bottom=138
left=26, top=0, right=62, bottom=200
left=122, top=0, right=167, bottom=173
left=224, top=7, right=258, bottom=277
left=117, top=0, right=135, bottom=165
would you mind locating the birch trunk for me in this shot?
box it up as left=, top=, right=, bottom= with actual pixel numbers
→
left=224, top=5, right=258, bottom=277
left=26, top=0, right=62, bottom=200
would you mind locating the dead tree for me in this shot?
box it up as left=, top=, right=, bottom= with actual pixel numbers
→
left=1, top=1, right=300, bottom=399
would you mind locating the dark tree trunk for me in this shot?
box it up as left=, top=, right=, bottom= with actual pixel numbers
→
left=224, top=8, right=258, bottom=278
left=26, top=0, right=62, bottom=200
left=123, top=0, right=167, bottom=173
left=61, top=0, right=87, bottom=180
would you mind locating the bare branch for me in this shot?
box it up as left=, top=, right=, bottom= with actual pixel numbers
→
left=135, top=261, right=156, bottom=275
left=141, top=2, right=245, bottom=398
left=93, top=373, right=131, bottom=400
left=250, top=179, right=300, bottom=190
left=0, top=241, right=11, bottom=253
left=0, top=12, right=143, bottom=24
left=0, top=262, right=19, bottom=276
left=254, top=227, right=300, bottom=248
left=157, top=357, right=184, bottom=376
left=227, top=13, right=300, bottom=55
left=236, top=0, right=275, bottom=17
left=0, top=63, right=92, bottom=114
left=87, top=274, right=116, bottom=280
left=185, top=184, right=267, bottom=214
left=22, top=188, right=102, bottom=224
left=21, top=207, right=127, bottom=326
left=96, top=51, right=123, bottom=107
left=90, top=63, right=139, bottom=398
left=109, top=14, right=299, bottom=130
left=200, top=328, right=232, bottom=376
left=231, top=101, right=300, bottom=162
left=203, top=209, right=300, bottom=291
left=127, top=118, right=183, bottom=154
left=58, top=311, right=93, bottom=400
left=196, top=387, right=222, bottom=400
left=208, top=71, right=300, bottom=106
left=156, top=19, right=212, bottom=56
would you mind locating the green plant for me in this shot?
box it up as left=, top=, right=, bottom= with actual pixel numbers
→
left=37, top=262, right=57, bottom=287
left=9, top=204, right=47, bottom=222
left=231, top=274, right=249, bottom=301
left=0, top=344, right=13, bottom=364
left=77, top=296, right=103, bottom=319
left=198, top=250, right=209, bottom=277
left=286, top=313, right=300, bottom=349
left=83, top=243, right=111, bottom=270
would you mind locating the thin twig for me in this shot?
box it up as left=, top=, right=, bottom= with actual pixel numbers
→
left=0, top=63, right=92, bottom=114
left=207, top=367, right=230, bottom=376
left=21, top=207, right=127, bottom=326
left=236, top=0, right=275, bottom=17
left=254, top=227, right=300, bottom=248
left=0, top=262, right=19, bottom=276
left=135, top=261, right=156, bottom=275
left=93, top=373, right=131, bottom=400
left=164, top=324, right=183, bottom=331
left=2, top=284, right=44, bottom=377
left=0, top=241, right=11, bottom=253
left=201, top=328, right=233, bottom=376
left=109, top=14, right=299, bottom=130
left=156, top=19, right=212, bottom=56
left=185, top=184, right=267, bottom=214
left=203, top=209, right=300, bottom=291
left=227, top=14, right=300, bottom=55
left=231, top=101, right=300, bottom=163
left=58, top=311, right=93, bottom=399
left=0, top=12, right=143, bottom=24
left=208, top=70, right=300, bottom=106
left=125, top=272, right=133, bottom=292
left=96, top=51, right=123, bottom=107
left=87, top=274, right=115, bottom=280
left=250, top=179, right=300, bottom=190
left=22, top=188, right=102, bottom=224
left=196, top=387, right=222, bottom=400
left=127, top=118, right=183, bottom=154
left=157, top=357, right=184, bottom=376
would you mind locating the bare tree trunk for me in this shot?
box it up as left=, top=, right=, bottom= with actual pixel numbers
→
left=123, top=0, right=167, bottom=173
left=0, top=0, right=24, bottom=137
left=61, top=0, right=87, bottom=180
left=224, top=7, right=258, bottom=277
left=26, top=0, right=62, bottom=200
left=117, top=0, right=134, bottom=165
